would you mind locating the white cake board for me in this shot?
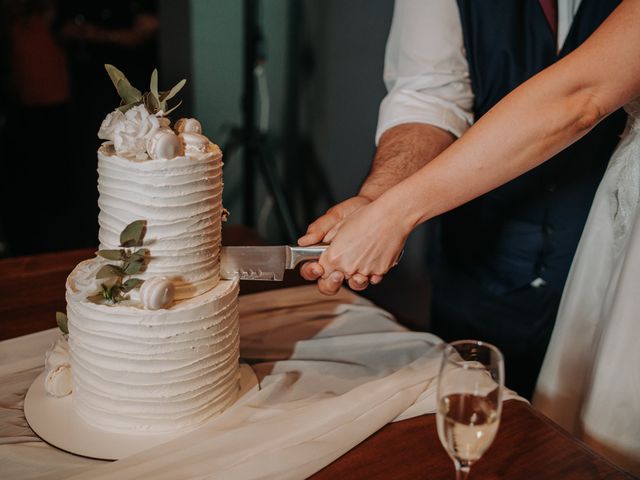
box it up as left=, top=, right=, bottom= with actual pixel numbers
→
left=24, top=364, right=258, bottom=461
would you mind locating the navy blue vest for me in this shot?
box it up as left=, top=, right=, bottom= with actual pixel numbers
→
left=444, top=0, right=626, bottom=294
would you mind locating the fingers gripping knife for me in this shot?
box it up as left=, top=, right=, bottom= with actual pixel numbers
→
left=220, top=245, right=405, bottom=281
left=220, top=245, right=328, bottom=281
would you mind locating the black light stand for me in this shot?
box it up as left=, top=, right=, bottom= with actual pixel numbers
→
left=281, top=0, right=336, bottom=227
left=223, top=0, right=298, bottom=243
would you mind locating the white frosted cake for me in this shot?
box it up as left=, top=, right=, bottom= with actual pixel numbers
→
left=48, top=66, right=241, bottom=434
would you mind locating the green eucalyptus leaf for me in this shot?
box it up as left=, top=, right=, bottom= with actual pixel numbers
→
left=143, top=91, right=160, bottom=114
left=96, top=264, right=126, bottom=279
left=159, top=79, right=186, bottom=102
left=99, top=283, right=122, bottom=303
left=96, top=249, right=125, bottom=261
left=110, top=285, right=123, bottom=302
left=121, top=278, right=144, bottom=293
left=120, top=220, right=147, bottom=247
left=163, top=100, right=183, bottom=116
left=129, top=249, right=148, bottom=264
left=55, top=311, right=68, bottom=334
left=150, top=69, right=159, bottom=99
left=99, top=283, right=115, bottom=302
left=123, top=260, right=144, bottom=275
left=104, top=64, right=126, bottom=91
left=116, top=79, right=142, bottom=104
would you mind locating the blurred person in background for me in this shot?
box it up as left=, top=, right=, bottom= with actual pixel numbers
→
left=0, top=0, right=158, bottom=255
left=0, top=0, right=74, bottom=255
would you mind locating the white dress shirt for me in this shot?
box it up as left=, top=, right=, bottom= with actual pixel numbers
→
left=376, top=0, right=583, bottom=144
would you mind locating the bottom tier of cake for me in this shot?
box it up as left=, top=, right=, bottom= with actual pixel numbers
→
left=65, top=259, right=240, bottom=433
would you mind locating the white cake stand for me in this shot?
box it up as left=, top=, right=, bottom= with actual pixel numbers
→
left=24, top=364, right=259, bottom=460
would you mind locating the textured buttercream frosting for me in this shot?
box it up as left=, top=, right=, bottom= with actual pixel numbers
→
left=66, top=259, right=240, bottom=433
left=63, top=104, right=241, bottom=434
left=97, top=145, right=223, bottom=300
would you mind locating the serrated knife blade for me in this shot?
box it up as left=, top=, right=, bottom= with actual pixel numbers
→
left=220, top=245, right=327, bottom=281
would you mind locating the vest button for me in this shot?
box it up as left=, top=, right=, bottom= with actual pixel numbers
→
left=546, top=183, right=557, bottom=193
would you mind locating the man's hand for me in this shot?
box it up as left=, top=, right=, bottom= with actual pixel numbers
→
left=298, top=196, right=380, bottom=293
left=299, top=123, right=454, bottom=295
left=298, top=195, right=371, bottom=246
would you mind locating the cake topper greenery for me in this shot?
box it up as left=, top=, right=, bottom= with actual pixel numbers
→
left=88, top=220, right=149, bottom=304
left=56, top=311, right=68, bottom=334
left=105, top=64, right=186, bottom=116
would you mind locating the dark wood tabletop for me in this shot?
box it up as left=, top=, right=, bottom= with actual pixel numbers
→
left=0, top=225, right=635, bottom=480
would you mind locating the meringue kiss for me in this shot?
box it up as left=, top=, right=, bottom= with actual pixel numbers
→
left=179, top=132, right=212, bottom=155
left=174, top=117, right=202, bottom=134
left=139, top=276, right=175, bottom=310
left=146, top=129, right=183, bottom=159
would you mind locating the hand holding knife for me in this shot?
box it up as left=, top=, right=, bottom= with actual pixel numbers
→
left=220, top=244, right=404, bottom=281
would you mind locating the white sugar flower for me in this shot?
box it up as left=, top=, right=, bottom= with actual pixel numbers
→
left=44, top=334, right=72, bottom=397
left=98, top=109, right=125, bottom=141
left=112, top=105, right=161, bottom=160
left=45, top=364, right=72, bottom=397
left=45, top=334, right=70, bottom=372
left=98, top=105, right=161, bottom=160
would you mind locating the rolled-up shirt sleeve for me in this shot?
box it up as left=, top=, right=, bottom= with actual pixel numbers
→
left=376, top=0, right=474, bottom=144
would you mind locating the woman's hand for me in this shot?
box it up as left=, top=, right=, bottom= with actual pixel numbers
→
left=316, top=197, right=411, bottom=295
left=299, top=195, right=374, bottom=292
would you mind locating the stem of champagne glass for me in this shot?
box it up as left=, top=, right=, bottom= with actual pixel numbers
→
left=455, top=461, right=471, bottom=480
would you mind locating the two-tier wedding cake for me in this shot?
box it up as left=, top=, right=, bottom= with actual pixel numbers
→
left=46, top=66, right=240, bottom=434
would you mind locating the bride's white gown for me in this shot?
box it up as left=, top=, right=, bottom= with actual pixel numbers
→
left=534, top=99, right=640, bottom=475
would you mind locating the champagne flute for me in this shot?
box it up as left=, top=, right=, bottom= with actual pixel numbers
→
left=436, top=340, right=504, bottom=480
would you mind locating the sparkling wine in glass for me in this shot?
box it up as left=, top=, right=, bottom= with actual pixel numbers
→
left=436, top=340, right=504, bottom=480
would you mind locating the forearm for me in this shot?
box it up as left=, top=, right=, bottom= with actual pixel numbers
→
left=358, top=123, right=455, bottom=201
left=385, top=82, right=603, bottom=231
left=381, top=0, right=640, bottom=230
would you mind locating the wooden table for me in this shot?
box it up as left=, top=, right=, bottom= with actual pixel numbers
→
left=0, top=225, right=635, bottom=480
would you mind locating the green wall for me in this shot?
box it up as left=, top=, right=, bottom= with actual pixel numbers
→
left=190, top=0, right=290, bottom=229
left=191, top=1, right=242, bottom=138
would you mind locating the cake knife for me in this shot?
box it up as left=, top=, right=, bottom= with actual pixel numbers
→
left=220, top=245, right=328, bottom=281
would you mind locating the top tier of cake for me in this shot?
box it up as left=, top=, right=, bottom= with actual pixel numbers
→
left=93, top=65, right=224, bottom=302
left=97, top=145, right=223, bottom=301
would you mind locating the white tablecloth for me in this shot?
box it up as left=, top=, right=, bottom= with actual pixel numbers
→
left=0, top=285, right=519, bottom=479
